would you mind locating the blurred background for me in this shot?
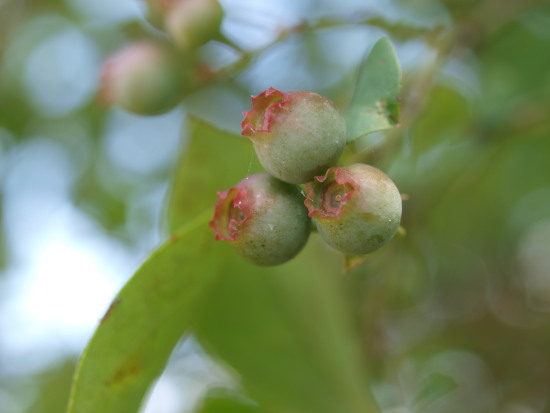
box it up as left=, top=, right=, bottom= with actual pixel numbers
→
left=1, top=0, right=549, bottom=412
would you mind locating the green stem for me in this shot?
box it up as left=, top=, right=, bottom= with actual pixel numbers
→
left=213, top=15, right=386, bottom=82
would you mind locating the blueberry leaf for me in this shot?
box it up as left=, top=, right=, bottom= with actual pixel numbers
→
left=346, top=37, right=402, bottom=141
left=193, top=237, right=380, bottom=413
left=67, top=211, right=220, bottom=413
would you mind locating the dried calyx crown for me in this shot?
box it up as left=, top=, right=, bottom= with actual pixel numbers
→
left=209, top=186, right=251, bottom=241
left=304, top=167, right=358, bottom=218
left=241, top=87, right=288, bottom=138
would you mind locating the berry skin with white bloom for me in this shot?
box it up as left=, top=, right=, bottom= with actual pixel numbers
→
left=241, top=87, right=347, bottom=184
left=210, top=173, right=310, bottom=266
left=304, top=164, right=402, bottom=256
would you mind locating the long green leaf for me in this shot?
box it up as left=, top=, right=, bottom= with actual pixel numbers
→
left=67, top=211, right=220, bottom=413
left=193, top=237, right=380, bottom=413
left=346, top=37, right=402, bottom=141
left=165, top=116, right=261, bottom=232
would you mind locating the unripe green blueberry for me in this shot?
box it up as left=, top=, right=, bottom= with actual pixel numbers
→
left=241, top=87, right=346, bottom=184
left=304, top=164, right=402, bottom=256
left=210, top=173, right=310, bottom=266
left=165, top=0, right=224, bottom=51
left=100, top=41, right=185, bottom=115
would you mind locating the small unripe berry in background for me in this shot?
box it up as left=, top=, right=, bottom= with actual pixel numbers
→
left=305, top=164, right=402, bottom=256
left=241, top=87, right=346, bottom=184
left=141, top=0, right=172, bottom=29
left=100, top=41, right=185, bottom=115
left=210, top=173, right=310, bottom=266
left=164, top=0, right=224, bottom=51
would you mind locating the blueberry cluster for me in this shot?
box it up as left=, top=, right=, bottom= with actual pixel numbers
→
left=210, top=87, right=402, bottom=266
left=100, top=0, right=224, bottom=115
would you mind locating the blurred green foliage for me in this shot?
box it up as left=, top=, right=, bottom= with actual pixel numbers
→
left=1, top=0, right=550, bottom=412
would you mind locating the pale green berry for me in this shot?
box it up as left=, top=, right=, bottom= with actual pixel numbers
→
left=241, top=87, right=346, bottom=184
left=304, top=164, right=402, bottom=256
left=165, top=0, right=224, bottom=51
left=100, top=41, right=185, bottom=115
left=210, top=173, right=310, bottom=266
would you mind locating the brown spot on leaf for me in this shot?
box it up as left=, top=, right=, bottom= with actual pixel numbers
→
left=100, top=297, right=121, bottom=324
left=168, top=233, right=181, bottom=244
left=105, top=360, right=141, bottom=387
